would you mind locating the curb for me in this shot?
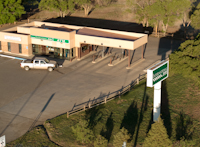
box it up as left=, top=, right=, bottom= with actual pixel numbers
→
left=0, top=54, right=25, bottom=60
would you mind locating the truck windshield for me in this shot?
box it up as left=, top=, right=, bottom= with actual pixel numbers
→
left=45, top=59, right=50, bottom=63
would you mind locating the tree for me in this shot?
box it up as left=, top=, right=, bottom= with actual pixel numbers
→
left=126, top=0, right=156, bottom=27
left=39, top=0, right=75, bottom=17
left=169, top=33, right=200, bottom=85
left=75, top=0, right=94, bottom=16
left=143, top=117, right=172, bottom=147
left=0, top=0, right=25, bottom=25
left=113, top=127, right=131, bottom=147
left=178, top=0, right=194, bottom=30
left=147, top=0, right=164, bottom=35
left=94, top=135, right=108, bottom=147
left=191, top=3, right=200, bottom=30
left=71, top=120, right=94, bottom=144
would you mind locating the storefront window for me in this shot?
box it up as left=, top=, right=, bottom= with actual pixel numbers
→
left=32, top=44, right=39, bottom=54
left=19, top=44, right=22, bottom=53
left=8, top=42, right=11, bottom=52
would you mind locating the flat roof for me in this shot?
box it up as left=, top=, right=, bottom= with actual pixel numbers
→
left=38, top=25, right=73, bottom=32
left=77, top=28, right=139, bottom=41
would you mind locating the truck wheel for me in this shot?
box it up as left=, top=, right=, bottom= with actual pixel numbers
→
left=24, top=66, right=29, bottom=71
left=48, top=67, right=53, bottom=72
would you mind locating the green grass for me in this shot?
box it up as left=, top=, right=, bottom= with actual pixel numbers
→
left=7, top=125, right=59, bottom=147
left=8, top=74, right=200, bottom=146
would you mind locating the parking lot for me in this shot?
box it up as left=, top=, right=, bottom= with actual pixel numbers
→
left=0, top=36, right=183, bottom=142
left=0, top=57, right=72, bottom=108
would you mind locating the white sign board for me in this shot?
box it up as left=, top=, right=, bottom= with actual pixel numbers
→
left=4, top=35, right=21, bottom=42
left=147, top=60, right=169, bottom=87
left=0, top=135, right=5, bottom=147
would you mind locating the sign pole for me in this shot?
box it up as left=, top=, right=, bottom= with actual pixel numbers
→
left=153, top=81, right=161, bottom=122
left=147, top=60, right=169, bottom=122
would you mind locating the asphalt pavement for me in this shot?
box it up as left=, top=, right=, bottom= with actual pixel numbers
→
left=0, top=36, right=183, bottom=142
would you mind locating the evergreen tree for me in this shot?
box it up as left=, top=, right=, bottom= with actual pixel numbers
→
left=143, top=117, right=172, bottom=147
left=191, top=3, right=200, bottom=30
left=71, top=120, right=94, bottom=144
left=169, top=33, right=200, bottom=85
left=0, top=0, right=25, bottom=24
left=94, top=135, right=108, bottom=147
left=113, top=127, right=131, bottom=147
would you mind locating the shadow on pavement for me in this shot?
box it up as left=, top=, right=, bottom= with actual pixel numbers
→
left=16, top=93, right=55, bottom=145
left=0, top=72, right=49, bottom=136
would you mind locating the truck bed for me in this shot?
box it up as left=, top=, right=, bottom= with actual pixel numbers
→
left=23, top=59, right=33, bottom=63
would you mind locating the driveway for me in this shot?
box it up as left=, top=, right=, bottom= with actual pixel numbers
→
left=0, top=36, right=183, bottom=142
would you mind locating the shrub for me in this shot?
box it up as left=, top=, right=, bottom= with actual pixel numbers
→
left=113, top=127, right=131, bottom=147
left=71, top=120, right=94, bottom=144
left=94, top=135, right=108, bottom=147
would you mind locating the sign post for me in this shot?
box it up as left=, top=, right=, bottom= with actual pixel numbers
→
left=147, top=60, right=169, bottom=121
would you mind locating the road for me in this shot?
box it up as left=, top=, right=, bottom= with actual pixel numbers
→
left=0, top=36, right=183, bottom=142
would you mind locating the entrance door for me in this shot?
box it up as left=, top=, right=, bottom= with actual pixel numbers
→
left=42, top=46, right=46, bottom=54
left=65, top=49, right=69, bottom=58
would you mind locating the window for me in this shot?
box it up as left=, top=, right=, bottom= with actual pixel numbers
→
left=40, top=61, right=45, bottom=64
left=35, top=60, right=39, bottom=64
left=19, top=44, right=22, bottom=53
left=8, top=42, right=11, bottom=52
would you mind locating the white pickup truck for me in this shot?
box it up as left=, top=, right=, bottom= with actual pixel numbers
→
left=20, top=57, right=57, bottom=71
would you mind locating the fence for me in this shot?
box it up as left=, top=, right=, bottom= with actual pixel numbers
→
left=66, top=73, right=147, bottom=118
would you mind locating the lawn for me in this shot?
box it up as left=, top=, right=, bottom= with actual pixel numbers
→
left=7, top=74, right=200, bottom=146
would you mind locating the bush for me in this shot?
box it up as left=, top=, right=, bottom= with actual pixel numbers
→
left=113, top=127, right=131, bottom=147
left=94, top=135, right=108, bottom=147
left=71, top=120, right=94, bottom=144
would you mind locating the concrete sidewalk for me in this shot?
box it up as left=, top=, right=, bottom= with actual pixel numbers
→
left=0, top=36, right=183, bottom=143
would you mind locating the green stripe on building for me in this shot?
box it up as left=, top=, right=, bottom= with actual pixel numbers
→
left=30, top=35, right=69, bottom=43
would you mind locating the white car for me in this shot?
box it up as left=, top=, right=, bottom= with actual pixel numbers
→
left=20, top=57, right=57, bottom=71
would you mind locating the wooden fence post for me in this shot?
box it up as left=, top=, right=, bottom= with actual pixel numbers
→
left=84, top=105, right=85, bottom=111
left=137, top=78, right=139, bottom=84
left=67, top=112, right=69, bottom=118
left=105, top=97, right=107, bottom=103
left=129, top=85, right=131, bottom=91
left=88, top=103, right=91, bottom=108
left=119, top=91, right=121, bottom=98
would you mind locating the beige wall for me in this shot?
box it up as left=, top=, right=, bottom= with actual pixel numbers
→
left=30, top=27, right=72, bottom=49
left=1, top=41, right=8, bottom=52
left=133, top=35, right=148, bottom=49
left=0, top=32, right=32, bottom=56
left=17, top=26, right=31, bottom=34
left=75, top=34, right=134, bottom=50
left=69, top=31, right=76, bottom=48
